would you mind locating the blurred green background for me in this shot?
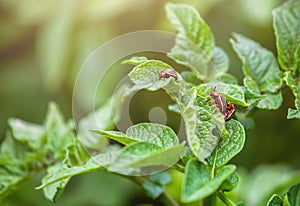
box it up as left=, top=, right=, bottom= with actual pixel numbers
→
left=1, top=0, right=299, bottom=205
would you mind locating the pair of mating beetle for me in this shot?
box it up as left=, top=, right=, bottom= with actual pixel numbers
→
left=158, top=69, right=235, bottom=121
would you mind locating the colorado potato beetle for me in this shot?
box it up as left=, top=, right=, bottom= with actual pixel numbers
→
left=158, top=69, right=178, bottom=81
left=210, top=91, right=235, bottom=121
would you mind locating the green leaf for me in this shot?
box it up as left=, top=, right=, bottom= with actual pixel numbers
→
left=284, top=71, right=300, bottom=110
left=125, top=143, right=184, bottom=168
left=44, top=102, right=66, bottom=130
left=36, top=153, right=113, bottom=189
left=207, top=47, right=229, bottom=80
left=243, top=78, right=265, bottom=105
left=122, top=56, right=148, bottom=66
left=92, top=130, right=137, bottom=146
left=142, top=181, right=164, bottom=199
left=243, top=76, right=283, bottom=109
left=126, top=123, right=179, bottom=148
left=165, top=3, right=214, bottom=58
left=129, top=60, right=173, bottom=86
left=109, top=142, right=184, bottom=175
left=180, top=147, right=195, bottom=165
left=94, top=123, right=179, bottom=148
left=211, top=47, right=229, bottom=74
left=179, top=47, right=231, bottom=83
left=149, top=171, right=171, bottom=186
left=287, top=109, right=300, bottom=119
left=286, top=183, right=300, bottom=206
left=198, top=83, right=249, bottom=106
left=42, top=163, right=70, bottom=202
left=207, top=120, right=245, bottom=168
left=283, top=194, right=290, bottom=206
left=181, top=71, right=202, bottom=86
left=230, top=33, right=283, bottom=93
left=243, top=77, right=267, bottom=105
left=0, top=132, right=26, bottom=160
left=182, top=159, right=236, bottom=202
left=168, top=35, right=209, bottom=79
left=5, top=119, right=46, bottom=163
left=63, top=138, right=90, bottom=167
left=273, top=0, right=300, bottom=72
left=220, top=73, right=238, bottom=85
left=245, top=91, right=266, bottom=106
left=125, top=59, right=185, bottom=107
left=256, top=92, right=283, bottom=110
left=44, top=102, right=74, bottom=159
left=42, top=138, right=90, bottom=202
left=219, top=171, right=239, bottom=192
left=183, top=89, right=225, bottom=162
left=142, top=172, right=171, bottom=199
left=126, top=60, right=177, bottom=95
left=212, top=83, right=249, bottom=106
left=0, top=158, right=27, bottom=202
left=166, top=3, right=214, bottom=78
left=244, top=77, right=260, bottom=94
left=111, top=142, right=161, bottom=163
left=8, top=118, right=45, bottom=151
left=267, top=194, right=283, bottom=206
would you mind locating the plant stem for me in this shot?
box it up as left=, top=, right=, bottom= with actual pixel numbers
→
left=217, top=191, right=236, bottom=206
left=210, top=146, right=218, bottom=180
left=126, top=176, right=146, bottom=188
left=163, top=192, right=180, bottom=206
left=171, top=163, right=185, bottom=173
left=244, top=106, right=257, bottom=118
left=211, top=193, right=217, bottom=206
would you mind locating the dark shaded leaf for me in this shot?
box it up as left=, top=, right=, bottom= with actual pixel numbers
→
left=286, top=182, right=300, bottom=206
left=219, top=171, right=239, bottom=192
left=0, top=158, right=27, bottom=202
left=207, top=120, right=245, bottom=168
left=273, top=0, right=300, bottom=72
left=182, top=159, right=236, bottom=202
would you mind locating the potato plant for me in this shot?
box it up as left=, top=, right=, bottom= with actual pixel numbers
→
left=1, top=0, right=300, bottom=205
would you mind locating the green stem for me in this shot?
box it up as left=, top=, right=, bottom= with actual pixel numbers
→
left=127, top=176, right=145, bottom=186
left=210, top=146, right=218, bottom=180
left=171, top=163, right=185, bottom=173
left=163, top=192, right=180, bottom=206
left=211, top=193, right=217, bottom=206
left=243, top=106, right=257, bottom=118
left=217, top=191, right=236, bottom=206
